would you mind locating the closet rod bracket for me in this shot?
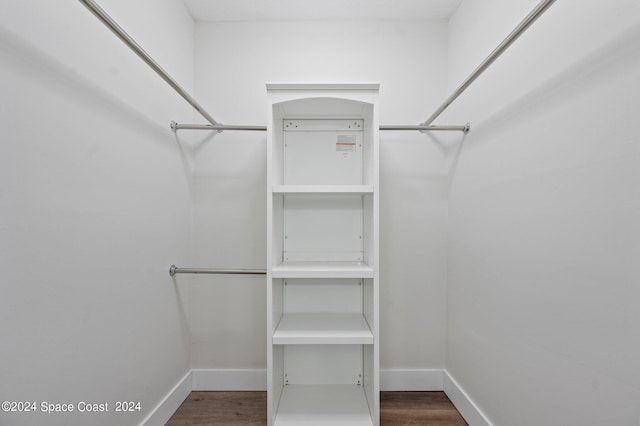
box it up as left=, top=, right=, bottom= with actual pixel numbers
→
left=463, top=122, right=471, bottom=134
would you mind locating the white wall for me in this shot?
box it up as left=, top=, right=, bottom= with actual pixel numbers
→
left=189, top=20, right=450, bottom=371
left=0, top=1, right=195, bottom=425
left=446, top=1, right=640, bottom=425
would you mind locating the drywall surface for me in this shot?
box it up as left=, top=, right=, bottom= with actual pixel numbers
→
left=446, top=1, right=640, bottom=425
left=0, top=1, right=195, bottom=425
left=190, top=20, right=450, bottom=371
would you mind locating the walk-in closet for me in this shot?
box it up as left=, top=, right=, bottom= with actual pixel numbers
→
left=2, top=1, right=639, bottom=425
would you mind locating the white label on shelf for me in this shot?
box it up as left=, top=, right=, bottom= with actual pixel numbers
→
left=336, top=135, right=357, bottom=152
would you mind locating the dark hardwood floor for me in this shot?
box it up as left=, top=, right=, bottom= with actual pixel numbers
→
left=380, top=392, right=467, bottom=425
left=166, top=391, right=467, bottom=425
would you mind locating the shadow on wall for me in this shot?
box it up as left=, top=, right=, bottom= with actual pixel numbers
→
left=171, top=274, right=192, bottom=356
left=1, top=25, right=199, bottom=197
left=477, top=22, right=640, bottom=136
left=0, top=26, right=171, bottom=144
left=442, top=133, right=468, bottom=194
left=439, top=22, right=640, bottom=195
left=417, top=131, right=469, bottom=192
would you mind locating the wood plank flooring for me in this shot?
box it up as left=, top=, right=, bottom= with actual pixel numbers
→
left=166, top=391, right=467, bottom=425
left=380, top=392, right=468, bottom=425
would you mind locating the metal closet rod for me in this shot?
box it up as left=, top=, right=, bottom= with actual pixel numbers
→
left=167, top=0, right=556, bottom=133
left=422, top=0, right=557, bottom=126
left=78, top=0, right=469, bottom=134
left=80, top=0, right=555, bottom=134
left=170, top=122, right=267, bottom=132
left=169, top=265, right=266, bottom=277
left=78, top=0, right=219, bottom=126
left=170, top=122, right=471, bottom=133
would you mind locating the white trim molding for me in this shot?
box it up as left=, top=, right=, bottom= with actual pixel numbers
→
left=141, top=371, right=192, bottom=426
left=443, top=371, right=493, bottom=426
left=143, top=368, right=491, bottom=426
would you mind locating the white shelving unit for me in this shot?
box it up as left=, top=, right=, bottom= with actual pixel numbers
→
left=267, top=83, right=380, bottom=426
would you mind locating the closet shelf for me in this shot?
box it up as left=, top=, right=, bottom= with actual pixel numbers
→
left=273, top=313, right=373, bottom=345
left=274, top=384, right=373, bottom=426
left=271, top=261, right=374, bottom=278
left=273, top=185, right=373, bottom=195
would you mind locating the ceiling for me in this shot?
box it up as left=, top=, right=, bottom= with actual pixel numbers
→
left=183, top=0, right=463, bottom=22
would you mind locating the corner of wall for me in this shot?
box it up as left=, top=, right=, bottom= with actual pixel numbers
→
left=140, top=371, right=192, bottom=426
left=443, top=371, right=493, bottom=426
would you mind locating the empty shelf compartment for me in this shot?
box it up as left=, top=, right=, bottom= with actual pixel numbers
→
left=274, top=384, right=373, bottom=426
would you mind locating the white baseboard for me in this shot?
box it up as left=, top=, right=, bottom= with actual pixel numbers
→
left=443, top=371, right=493, bottom=426
left=144, top=368, right=489, bottom=426
left=141, top=370, right=192, bottom=426
left=191, top=369, right=267, bottom=391
left=380, top=369, right=443, bottom=391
